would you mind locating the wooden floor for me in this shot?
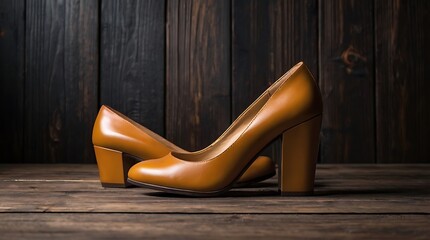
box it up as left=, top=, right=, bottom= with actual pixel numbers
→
left=0, top=164, right=429, bottom=239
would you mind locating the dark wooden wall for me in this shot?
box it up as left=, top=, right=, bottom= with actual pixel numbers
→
left=0, top=0, right=429, bottom=164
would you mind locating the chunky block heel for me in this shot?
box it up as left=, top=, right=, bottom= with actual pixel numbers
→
left=279, top=115, right=322, bottom=196
left=94, top=146, right=138, bottom=188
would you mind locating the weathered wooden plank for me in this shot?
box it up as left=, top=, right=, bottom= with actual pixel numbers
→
left=1, top=165, right=429, bottom=213
left=0, top=164, right=98, bottom=180
left=0, top=0, right=25, bottom=163
left=100, top=0, right=165, bottom=135
left=1, top=184, right=429, bottom=214
left=64, top=0, right=99, bottom=163
left=24, top=0, right=98, bottom=163
left=0, top=213, right=429, bottom=239
left=232, top=0, right=318, bottom=162
left=166, top=0, right=231, bottom=150
left=319, top=0, right=375, bottom=163
left=375, top=0, right=430, bottom=163
left=25, top=0, right=65, bottom=163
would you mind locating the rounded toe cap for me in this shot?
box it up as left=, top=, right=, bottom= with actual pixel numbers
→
left=127, top=160, right=157, bottom=184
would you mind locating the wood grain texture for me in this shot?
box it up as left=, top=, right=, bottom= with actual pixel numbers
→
left=64, top=0, right=99, bottom=163
left=1, top=0, right=430, bottom=165
left=24, top=0, right=98, bottom=163
left=319, top=0, right=375, bottom=163
left=375, top=0, right=430, bottom=163
left=1, top=164, right=429, bottom=213
left=0, top=213, right=428, bottom=239
left=0, top=0, right=25, bottom=163
left=100, top=0, right=165, bottom=135
left=232, top=0, right=318, bottom=162
left=166, top=0, right=231, bottom=150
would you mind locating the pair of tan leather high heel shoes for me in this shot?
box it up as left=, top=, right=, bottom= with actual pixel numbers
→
left=93, top=62, right=322, bottom=196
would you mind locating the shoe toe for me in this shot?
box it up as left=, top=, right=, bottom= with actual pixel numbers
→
left=128, top=159, right=159, bottom=184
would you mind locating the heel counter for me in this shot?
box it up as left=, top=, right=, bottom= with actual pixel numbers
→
left=277, top=63, right=323, bottom=119
left=92, top=105, right=106, bottom=145
left=91, top=106, right=172, bottom=159
left=301, top=64, right=323, bottom=115
left=92, top=105, right=124, bottom=147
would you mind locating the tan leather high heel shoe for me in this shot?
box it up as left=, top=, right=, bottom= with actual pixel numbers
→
left=128, top=62, right=322, bottom=196
left=92, top=106, right=275, bottom=187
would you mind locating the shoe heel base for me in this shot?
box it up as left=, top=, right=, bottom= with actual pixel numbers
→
left=94, top=145, right=138, bottom=188
left=101, top=182, right=133, bottom=188
left=280, top=190, right=314, bottom=196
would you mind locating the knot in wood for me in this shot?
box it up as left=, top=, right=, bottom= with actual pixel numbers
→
left=340, top=46, right=367, bottom=75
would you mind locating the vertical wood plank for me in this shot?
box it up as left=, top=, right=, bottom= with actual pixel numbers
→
left=64, top=0, right=99, bottom=163
left=166, top=0, right=231, bottom=150
left=25, top=0, right=98, bottom=163
left=375, top=0, right=430, bottom=163
left=25, top=0, right=65, bottom=163
left=232, top=0, right=318, bottom=162
left=100, top=0, right=165, bottom=136
left=319, top=0, right=375, bottom=163
left=0, top=0, right=25, bottom=163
